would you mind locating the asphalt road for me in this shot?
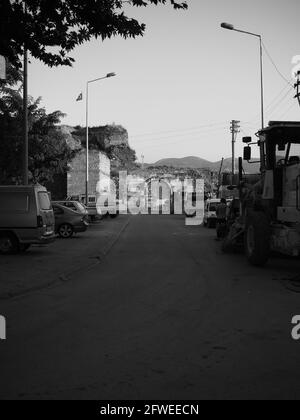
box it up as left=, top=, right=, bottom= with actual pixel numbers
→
left=0, top=215, right=300, bottom=400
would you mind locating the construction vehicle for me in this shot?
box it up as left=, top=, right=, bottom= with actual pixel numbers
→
left=222, top=121, right=300, bottom=266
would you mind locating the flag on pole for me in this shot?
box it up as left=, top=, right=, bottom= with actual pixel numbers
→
left=76, top=92, right=83, bottom=102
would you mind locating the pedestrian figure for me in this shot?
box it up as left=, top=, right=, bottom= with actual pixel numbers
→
left=216, top=198, right=227, bottom=240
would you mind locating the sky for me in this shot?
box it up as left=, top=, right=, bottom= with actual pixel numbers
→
left=28, top=0, right=300, bottom=164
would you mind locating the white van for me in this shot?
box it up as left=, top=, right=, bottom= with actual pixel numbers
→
left=0, top=185, right=55, bottom=254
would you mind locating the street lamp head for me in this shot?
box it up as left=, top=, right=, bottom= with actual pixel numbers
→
left=106, top=72, right=116, bottom=78
left=221, top=22, right=235, bottom=30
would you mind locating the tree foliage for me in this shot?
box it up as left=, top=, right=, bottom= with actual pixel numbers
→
left=74, top=124, right=137, bottom=170
left=0, top=68, right=76, bottom=184
left=0, top=0, right=188, bottom=68
left=107, top=143, right=137, bottom=170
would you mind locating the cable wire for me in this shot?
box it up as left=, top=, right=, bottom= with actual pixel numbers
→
left=262, top=41, right=294, bottom=87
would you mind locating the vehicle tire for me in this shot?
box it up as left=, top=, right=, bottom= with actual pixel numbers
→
left=245, top=211, right=271, bottom=267
left=0, top=232, right=19, bottom=255
left=19, top=244, right=31, bottom=253
left=221, top=235, right=234, bottom=253
left=110, top=214, right=118, bottom=219
left=58, top=223, right=74, bottom=239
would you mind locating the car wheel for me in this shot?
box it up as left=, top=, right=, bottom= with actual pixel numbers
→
left=58, top=224, right=74, bottom=239
left=0, top=233, right=19, bottom=255
left=19, top=244, right=31, bottom=253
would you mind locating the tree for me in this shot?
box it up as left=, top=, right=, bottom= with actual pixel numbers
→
left=73, top=124, right=137, bottom=170
left=107, top=143, right=137, bottom=170
left=0, top=0, right=188, bottom=68
left=0, top=70, right=76, bottom=184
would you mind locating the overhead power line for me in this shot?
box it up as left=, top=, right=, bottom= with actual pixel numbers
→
left=131, top=125, right=228, bottom=147
left=130, top=121, right=228, bottom=139
left=243, top=81, right=293, bottom=126
left=262, top=41, right=293, bottom=87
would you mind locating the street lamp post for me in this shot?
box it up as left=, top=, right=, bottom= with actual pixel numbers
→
left=221, top=22, right=264, bottom=129
left=23, top=47, right=28, bottom=185
left=85, top=72, right=116, bottom=206
left=23, top=1, right=29, bottom=185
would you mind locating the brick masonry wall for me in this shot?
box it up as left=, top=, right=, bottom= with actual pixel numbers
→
left=67, top=150, right=111, bottom=197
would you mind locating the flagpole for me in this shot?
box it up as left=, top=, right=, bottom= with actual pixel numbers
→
left=85, top=82, right=89, bottom=206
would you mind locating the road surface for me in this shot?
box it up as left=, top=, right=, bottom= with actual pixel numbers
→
left=0, top=215, right=300, bottom=400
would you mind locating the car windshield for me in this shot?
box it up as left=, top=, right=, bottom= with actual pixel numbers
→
left=276, top=142, right=300, bottom=160
left=38, top=192, right=52, bottom=210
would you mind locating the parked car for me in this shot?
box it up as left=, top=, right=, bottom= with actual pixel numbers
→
left=52, top=200, right=88, bottom=216
left=66, top=195, right=102, bottom=221
left=0, top=185, right=55, bottom=254
left=52, top=203, right=89, bottom=238
left=203, top=199, right=221, bottom=228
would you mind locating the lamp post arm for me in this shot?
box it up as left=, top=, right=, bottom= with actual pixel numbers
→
left=88, top=76, right=108, bottom=85
left=233, top=28, right=261, bottom=39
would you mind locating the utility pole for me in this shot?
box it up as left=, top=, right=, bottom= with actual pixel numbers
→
left=23, top=1, right=29, bottom=185
left=221, top=23, right=264, bottom=129
left=217, top=157, right=224, bottom=198
left=230, top=120, right=240, bottom=184
left=23, top=47, right=28, bottom=185
left=294, top=71, right=300, bottom=108
left=141, top=154, right=145, bottom=170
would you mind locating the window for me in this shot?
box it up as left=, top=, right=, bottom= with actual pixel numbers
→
left=0, top=192, right=29, bottom=212
left=289, top=143, right=300, bottom=158
left=276, top=143, right=300, bottom=164
left=53, top=206, right=64, bottom=215
left=64, top=202, right=76, bottom=211
left=38, top=192, right=52, bottom=210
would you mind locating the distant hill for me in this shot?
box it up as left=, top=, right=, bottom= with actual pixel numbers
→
left=154, top=156, right=212, bottom=169
left=151, top=156, right=260, bottom=174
